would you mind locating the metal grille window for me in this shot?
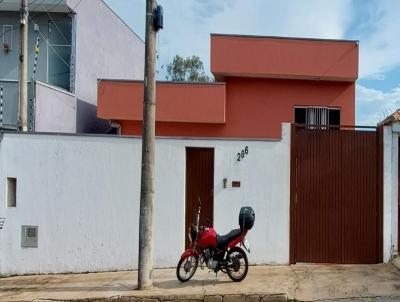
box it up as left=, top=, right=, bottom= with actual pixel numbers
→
left=295, top=106, right=340, bottom=126
left=307, top=107, right=328, bottom=125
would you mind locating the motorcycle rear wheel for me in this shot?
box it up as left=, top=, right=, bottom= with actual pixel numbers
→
left=226, top=246, right=248, bottom=282
left=176, top=255, right=198, bottom=282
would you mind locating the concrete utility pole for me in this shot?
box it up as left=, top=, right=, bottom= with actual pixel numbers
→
left=18, top=0, right=28, bottom=131
left=138, top=0, right=159, bottom=290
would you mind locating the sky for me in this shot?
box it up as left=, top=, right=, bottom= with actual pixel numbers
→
left=104, top=0, right=400, bottom=125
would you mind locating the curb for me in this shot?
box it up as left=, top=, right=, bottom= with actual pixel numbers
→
left=31, top=293, right=288, bottom=302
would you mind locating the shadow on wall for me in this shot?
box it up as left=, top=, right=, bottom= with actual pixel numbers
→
left=76, top=99, right=110, bottom=134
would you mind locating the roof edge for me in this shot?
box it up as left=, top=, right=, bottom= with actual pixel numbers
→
left=378, top=109, right=400, bottom=126
left=210, top=33, right=359, bottom=44
left=98, top=79, right=226, bottom=85
left=98, top=0, right=144, bottom=44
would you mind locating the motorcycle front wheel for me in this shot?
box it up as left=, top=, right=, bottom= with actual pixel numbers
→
left=176, top=255, right=198, bottom=282
left=226, top=246, right=248, bottom=282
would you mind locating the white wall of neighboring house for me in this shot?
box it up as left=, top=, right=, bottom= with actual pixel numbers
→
left=0, top=124, right=291, bottom=275
left=0, top=0, right=144, bottom=133
left=34, top=81, right=77, bottom=133
left=67, top=0, right=145, bottom=133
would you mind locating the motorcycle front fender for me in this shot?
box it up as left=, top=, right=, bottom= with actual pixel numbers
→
left=180, top=248, right=199, bottom=259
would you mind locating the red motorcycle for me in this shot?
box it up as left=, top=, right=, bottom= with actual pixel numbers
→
left=176, top=200, right=255, bottom=282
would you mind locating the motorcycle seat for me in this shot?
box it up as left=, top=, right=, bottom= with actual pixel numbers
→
left=217, top=228, right=243, bottom=249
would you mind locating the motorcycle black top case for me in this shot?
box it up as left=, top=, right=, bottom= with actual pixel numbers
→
left=239, top=206, right=255, bottom=230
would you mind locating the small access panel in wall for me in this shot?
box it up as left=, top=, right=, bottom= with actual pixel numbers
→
left=232, top=181, right=241, bottom=188
left=7, top=177, right=16, bottom=207
left=21, top=225, right=38, bottom=248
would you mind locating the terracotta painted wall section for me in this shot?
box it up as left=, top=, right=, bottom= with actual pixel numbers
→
left=97, top=35, right=357, bottom=139
left=211, top=35, right=358, bottom=81
left=98, top=81, right=226, bottom=123
left=115, top=77, right=355, bottom=139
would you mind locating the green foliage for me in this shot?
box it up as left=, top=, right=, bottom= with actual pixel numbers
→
left=165, top=55, right=213, bottom=82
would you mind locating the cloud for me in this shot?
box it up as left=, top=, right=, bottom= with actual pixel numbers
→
left=155, top=0, right=353, bottom=78
left=106, top=0, right=400, bottom=81
left=352, top=0, right=400, bottom=79
left=192, top=0, right=235, bottom=21
left=356, top=84, right=400, bottom=125
left=105, top=0, right=400, bottom=126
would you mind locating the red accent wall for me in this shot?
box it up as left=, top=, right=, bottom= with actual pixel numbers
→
left=211, top=35, right=358, bottom=81
left=119, top=77, right=355, bottom=139
left=98, top=81, right=226, bottom=123
left=97, top=35, right=357, bottom=139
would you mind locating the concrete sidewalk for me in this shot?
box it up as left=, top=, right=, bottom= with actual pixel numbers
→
left=1, top=264, right=400, bottom=302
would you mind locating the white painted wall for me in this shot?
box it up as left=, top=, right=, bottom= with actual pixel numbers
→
left=383, top=123, right=399, bottom=261
left=0, top=124, right=291, bottom=275
left=70, top=0, right=144, bottom=103
left=67, top=0, right=145, bottom=132
left=34, top=81, right=77, bottom=133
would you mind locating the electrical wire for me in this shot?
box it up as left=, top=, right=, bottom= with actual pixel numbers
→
left=0, top=0, right=48, bottom=42
left=28, top=0, right=43, bottom=6
left=0, top=0, right=85, bottom=44
left=34, top=25, right=70, bottom=69
left=1, top=0, right=74, bottom=75
left=46, top=11, right=70, bottom=44
left=0, top=0, right=64, bottom=42
left=69, top=0, right=84, bottom=12
left=1, top=0, right=78, bottom=74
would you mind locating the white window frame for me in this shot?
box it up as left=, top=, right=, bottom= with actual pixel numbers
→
left=2, top=25, right=13, bottom=50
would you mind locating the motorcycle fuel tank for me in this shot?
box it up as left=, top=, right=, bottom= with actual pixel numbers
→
left=197, top=227, right=217, bottom=249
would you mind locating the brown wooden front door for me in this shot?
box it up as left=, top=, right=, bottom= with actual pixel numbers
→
left=185, top=147, right=214, bottom=247
left=290, top=125, right=383, bottom=264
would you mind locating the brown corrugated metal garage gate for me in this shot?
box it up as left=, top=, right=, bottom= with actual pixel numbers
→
left=290, top=125, right=383, bottom=264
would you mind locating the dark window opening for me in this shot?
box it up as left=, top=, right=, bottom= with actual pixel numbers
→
left=329, top=109, right=340, bottom=125
left=295, top=107, right=341, bottom=126
left=295, top=107, right=306, bottom=124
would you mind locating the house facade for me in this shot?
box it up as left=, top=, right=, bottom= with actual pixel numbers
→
left=0, top=0, right=144, bottom=133
left=3, top=33, right=397, bottom=276
left=98, top=34, right=358, bottom=138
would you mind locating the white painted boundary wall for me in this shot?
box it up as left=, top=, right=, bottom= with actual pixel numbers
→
left=0, top=124, right=291, bottom=275
left=383, top=123, right=399, bottom=262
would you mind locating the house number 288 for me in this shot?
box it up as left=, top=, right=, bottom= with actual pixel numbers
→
left=236, top=146, right=249, bottom=161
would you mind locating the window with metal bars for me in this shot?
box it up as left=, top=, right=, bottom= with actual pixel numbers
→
left=295, top=106, right=340, bottom=127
